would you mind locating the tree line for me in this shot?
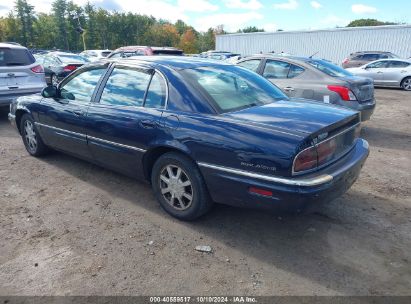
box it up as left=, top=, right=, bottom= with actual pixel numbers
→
left=0, top=0, right=217, bottom=53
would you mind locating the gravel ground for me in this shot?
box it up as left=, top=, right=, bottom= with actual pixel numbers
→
left=0, top=89, right=410, bottom=296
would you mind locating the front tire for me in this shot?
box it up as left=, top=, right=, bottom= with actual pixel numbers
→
left=151, top=152, right=213, bottom=221
left=401, top=77, right=411, bottom=91
left=20, top=114, right=49, bottom=157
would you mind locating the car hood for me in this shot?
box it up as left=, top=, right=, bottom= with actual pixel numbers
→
left=223, top=99, right=358, bottom=136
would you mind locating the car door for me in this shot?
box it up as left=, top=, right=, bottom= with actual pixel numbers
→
left=363, top=61, right=388, bottom=85
left=85, top=64, right=166, bottom=178
left=37, top=64, right=108, bottom=159
left=381, top=61, right=411, bottom=86
left=261, top=59, right=296, bottom=96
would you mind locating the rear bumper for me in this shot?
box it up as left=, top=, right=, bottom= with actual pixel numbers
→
left=0, top=88, right=44, bottom=106
left=199, top=139, right=369, bottom=212
left=357, top=102, right=375, bottom=121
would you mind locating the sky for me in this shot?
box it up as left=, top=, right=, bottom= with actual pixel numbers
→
left=0, top=0, right=409, bottom=32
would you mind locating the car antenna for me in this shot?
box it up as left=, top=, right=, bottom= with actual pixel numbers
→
left=309, top=51, right=319, bottom=58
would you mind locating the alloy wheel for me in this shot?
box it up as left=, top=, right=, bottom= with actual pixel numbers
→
left=24, top=120, right=37, bottom=153
left=403, top=78, right=411, bottom=91
left=159, top=164, right=193, bottom=211
left=51, top=74, right=59, bottom=86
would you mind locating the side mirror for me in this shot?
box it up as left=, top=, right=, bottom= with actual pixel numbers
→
left=41, top=85, right=58, bottom=98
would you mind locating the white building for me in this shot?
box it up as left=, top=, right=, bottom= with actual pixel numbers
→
left=216, top=25, right=411, bottom=64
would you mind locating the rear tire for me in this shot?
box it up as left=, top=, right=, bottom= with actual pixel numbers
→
left=151, top=152, right=213, bottom=221
left=20, top=114, right=49, bottom=157
left=401, top=77, right=411, bottom=91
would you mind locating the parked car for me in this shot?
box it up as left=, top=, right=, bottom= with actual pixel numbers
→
left=37, top=51, right=89, bottom=86
left=204, top=52, right=241, bottom=61
left=107, top=46, right=183, bottom=58
left=346, top=59, right=411, bottom=91
left=237, top=55, right=375, bottom=121
left=342, top=51, right=399, bottom=69
left=8, top=57, right=369, bottom=220
left=0, top=42, right=46, bottom=107
left=80, top=49, right=112, bottom=62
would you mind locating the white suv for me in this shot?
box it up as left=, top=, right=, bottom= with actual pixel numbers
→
left=0, top=43, right=46, bottom=107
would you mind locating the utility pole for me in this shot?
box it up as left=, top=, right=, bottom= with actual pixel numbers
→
left=73, top=12, right=86, bottom=51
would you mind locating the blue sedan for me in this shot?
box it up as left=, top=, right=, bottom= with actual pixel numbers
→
left=8, top=57, right=369, bottom=220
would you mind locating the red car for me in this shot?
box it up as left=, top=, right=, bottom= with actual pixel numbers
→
left=107, top=46, right=183, bottom=58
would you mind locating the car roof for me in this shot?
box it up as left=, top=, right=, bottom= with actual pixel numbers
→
left=241, top=54, right=322, bottom=63
left=0, top=42, right=27, bottom=50
left=113, top=46, right=182, bottom=52
left=47, top=51, right=78, bottom=56
left=368, top=58, right=411, bottom=63
left=108, top=55, right=232, bottom=70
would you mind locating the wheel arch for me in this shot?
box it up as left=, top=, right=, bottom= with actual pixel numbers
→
left=142, top=144, right=196, bottom=182
left=15, top=108, right=31, bottom=134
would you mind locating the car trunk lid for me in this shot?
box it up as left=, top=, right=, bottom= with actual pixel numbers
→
left=224, top=99, right=359, bottom=136
left=341, top=76, right=374, bottom=103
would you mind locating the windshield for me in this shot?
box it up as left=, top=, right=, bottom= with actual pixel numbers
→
left=59, top=54, right=89, bottom=63
left=307, top=59, right=354, bottom=77
left=0, top=47, right=35, bottom=66
left=180, top=65, right=288, bottom=113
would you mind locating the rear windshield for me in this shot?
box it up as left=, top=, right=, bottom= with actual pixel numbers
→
left=0, top=47, right=35, bottom=66
left=101, top=51, right=111, bottom=57
left=59, top=54, right=89, bottom=63
left=307, top=59, right=353, bottom=77
left=152, top=50, right=183, bottom=56
left=180, top=65, right=288, bottom=113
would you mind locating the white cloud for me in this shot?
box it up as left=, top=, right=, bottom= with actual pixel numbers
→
left=273, top=0, right=298, bottom=10
left=321, top=14, right=349, bottom=26
left=351, top=4, right=377, bottom=14
left=310, top=1, right=322, bottom=9
left=224, top=0, right=263, bottom=10
left=264, top=23, right=278, bottom=32
left=177, top=0, right=219, bottom=12
left=194, top=12, right=263, bottom=32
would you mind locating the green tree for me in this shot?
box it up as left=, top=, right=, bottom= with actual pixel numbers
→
left=197, top=28, right=215, bottom=52
left=52, top=0, right=69, bottom=50
left=237, top=26, right=265, bottom=33
left=347, top=19, right=398, bottom=27
left=33, top=13, right=57, bottom=48
left=14, top=0, right=36, bottom=47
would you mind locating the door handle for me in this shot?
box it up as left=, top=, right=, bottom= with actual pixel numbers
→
left=72, top=109, right=84, bottom=116
left=139, top=120, right=157, bottom=129
left=284, top=87, right=295, bottom=92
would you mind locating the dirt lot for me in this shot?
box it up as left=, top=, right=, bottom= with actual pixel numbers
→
left=0, top=89, right=410, bottom=296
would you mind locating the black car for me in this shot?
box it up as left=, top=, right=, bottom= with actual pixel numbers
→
left=36, top=52, right=89, bottom=86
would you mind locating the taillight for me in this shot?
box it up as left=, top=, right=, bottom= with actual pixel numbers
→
left=31, top=65, right=44, bottom=73
left=342, top=58, right=349, bottom=64
left=327, top=85, right=357, bottom=101
left=293, top=146, right=318, bottom=173
left=63, top=65, right=77, bottom=72
left=317, top=139, right=337, bottom=166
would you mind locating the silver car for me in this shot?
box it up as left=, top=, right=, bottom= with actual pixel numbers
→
left=346, top=59, right=411, bottom=91
left=237, top=55, right=376, bottom=121
left=0, top=43, right=46, bottom=107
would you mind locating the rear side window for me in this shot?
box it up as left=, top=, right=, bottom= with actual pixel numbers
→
left=366, top=61, right=388, bottom=69
left=101, top=51, right=111, bottom=57
left=288, top=64, right=305, bottom=78
left=145, top=72, right=167, bottom=109
left=387, top=61, right=410, bottom=68
left=362, top=54, right=380, bottom=61
left=0, top=48, right=35, bottom=66
left=238, top=59, right=261, bottom=72
left=99, top=67, right=151, bottom=107
left=263, top=60, right=290, bottom=79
